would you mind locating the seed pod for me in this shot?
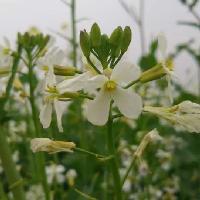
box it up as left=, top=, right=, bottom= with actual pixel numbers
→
left=90, top=23, right=101, bottom=47
left=121, top=26, right=132, bottom=53
left=80, top=30, right=91, bottom=57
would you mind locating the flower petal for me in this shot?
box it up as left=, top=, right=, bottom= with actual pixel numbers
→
left=158, top=33, right=167, bottom=59
left=57, top=72, right=91, bottom=93
left=113, top=87, right=142, bottom=119
left=54, top=100, right=67, bottom=132
left=39, top=102, right=53, bottom=129
left=111, top=62, right=141, bottom=85
left=85, top=75, right=108, bottom=92
left=45, top=65, right=56, bottom=87
left=166, top=75, right=173, bottom=105
left=85, top=89, right=111, bottom=126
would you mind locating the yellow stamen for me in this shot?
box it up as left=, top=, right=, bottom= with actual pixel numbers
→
left=104, top=80, right=117, bottom=91
left=165, top=58, right=174, bottom=71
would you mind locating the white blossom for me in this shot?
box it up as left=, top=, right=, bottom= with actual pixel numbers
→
left=158, top=33, right=175, bottom=104
left=144, top=101, right=200, bottom=133
left=39, top=59, right=69, bottom=132
left=46, top=164, right=65, bottom=184
left=84, top=62, right=142, bottom=125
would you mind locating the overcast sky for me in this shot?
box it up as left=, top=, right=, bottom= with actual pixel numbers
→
left=0, top=0, right=199, bottom=93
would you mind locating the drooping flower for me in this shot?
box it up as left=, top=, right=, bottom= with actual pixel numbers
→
left=30, top=138, right=76, bottom=153
left=84, top=62, right=143, bottom=125
left=39, top=63, right=69, bottom=132
left=134, top=129, right=162, bottom=159
left=157, top=33, right=175, bottom=104
left=144, top=101, right=200, bottom=133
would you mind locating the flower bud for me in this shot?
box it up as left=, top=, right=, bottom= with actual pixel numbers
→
left=139, top=59, right=173, bottom=83
left=80, top=30, right=91, bottom=57
left=109, top=26, right=123, bottom=46
left=57, top=91, right=80, bottom=99
left=90, top=23, right=101, bottom=47
left=0, top=67, right=10, bottom=77
left=134, top=129, right=162, bottom=158
left=31, top=138, right=76, bottom=153
left=121, top=26, right=132, bottom=53
left=53, top=65, right=77, bottom=76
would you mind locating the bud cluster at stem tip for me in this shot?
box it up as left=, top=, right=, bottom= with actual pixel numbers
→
left=80, top=23, right=132, bottom=69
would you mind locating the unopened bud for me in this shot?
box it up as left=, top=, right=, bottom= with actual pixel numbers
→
left=121, top=26, right=132, bottom=53
left=80, top=31, right=91, bottom=57
left=110, top=26, right=123, bottom=46
left=90, top=23, right=101, bottom=47
left=134, top=129, right=162, bottom=158
left=0, top=67, right=10, bottom=77
left=31, top=138, right=76, bottom=154
left=139, top=59, right=173, bottom=83
left=54, top=65, right=77, bottom=76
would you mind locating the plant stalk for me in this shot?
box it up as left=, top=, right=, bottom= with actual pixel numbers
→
left=0, top=128, right=25, bottom=200
left=106, top=113, right=122, bottom=200
left=28, top=56, right=50, bottom=200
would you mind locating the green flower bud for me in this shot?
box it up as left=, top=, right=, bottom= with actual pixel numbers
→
left=80, top=31, right=91, bottom=57
left=53, top=65, right=77, bottom=76
left=109, top=26, right=123, bottom=46
left=121, top=26, right=132, bottom=53
left=90, top=23, right=101, bottom=47
left=139, top=60, right=173, bottom=83
left=0, top=67, right=10, bottom=77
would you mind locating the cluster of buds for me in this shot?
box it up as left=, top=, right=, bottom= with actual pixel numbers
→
left=80, top=23, right=132, bottom=70
left=18, top=32, right=50, bottom=59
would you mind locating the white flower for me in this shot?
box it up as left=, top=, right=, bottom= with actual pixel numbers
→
left=46, top=164, right=65, bottom=184
left=30, top=138, right=76, bottom=153
left=158, top=33, right=175, bottom=104
left=39, top=61, right=69, bottom=132
left=26, top=185, right=45, bottom=200
left=84, top=62, right=142, bottom=125
left=144, top=101, right=200, bottom=133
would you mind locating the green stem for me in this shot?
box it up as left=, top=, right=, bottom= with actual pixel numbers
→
left=111, top=52, right=124, bottom=68
left=0, top=181, right=8, bottom=200
left=71, top=0, right=77, bottom=67
left=0, top=128, right=25, bottom=200
left=106, top=113, right=123, bottom=200
left=124, top=78, right=139, bottom=89
left=74, top=147, right=107, bottom=160
left=121, top=156, right=135, bottom=186
left=27, top=57, right=50, bottom=200
left=0, top=48, right=22, bottom=113
left=87, top=57, right=101, bottom=74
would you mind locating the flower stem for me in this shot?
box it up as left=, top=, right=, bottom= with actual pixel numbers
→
left=121, top=156, right=135, bottom=186
left=0, top=128, right=25, bottom=200
left=106, top=113, right=123, bottom=200
left=27, top=56, right=50, bottom=200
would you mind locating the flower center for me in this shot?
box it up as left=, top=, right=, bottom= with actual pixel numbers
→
left=165, top=58, right=174, bottom=71
left=104, top=80, right=117, bottom=91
